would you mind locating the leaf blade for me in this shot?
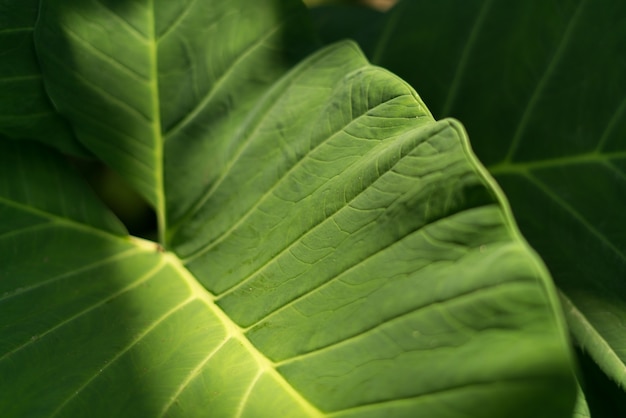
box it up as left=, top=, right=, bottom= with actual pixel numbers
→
left=165, top=37, right=577, bottom=414
left=325, top=0, right=626, bottom=390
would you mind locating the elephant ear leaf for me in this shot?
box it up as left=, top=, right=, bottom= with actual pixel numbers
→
left=1, top=0, right=577, bottom=417
left=313, top=0, right=626, bottom=395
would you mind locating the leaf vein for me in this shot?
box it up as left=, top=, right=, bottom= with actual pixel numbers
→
left=163, top=19, right=288, bottom=141
left=327, top=375, right=563, bottom=417
left=504, top=0, right=587, bottom=162
left=234, top=368, right=264, bottom=418
left=158, top=336, right=232, bottom=417
left=42, top=51, right=154, bottom=123
left=596, top=94, right=626, bottom=152
left=51, top=296, right=195, bottom=417
left=0, top=258, right=166, bottom=363
left=216, top=124, right=444, bottom=302
left=440, top=0, right=494, bottom=116
left=276, top=277, right=531, bottom=366
left=0, top=196, right=126, bottom=239
left=524, top=172, right=625, bottom=261
left=61, top=25, right=150, bottom=83
left=90, top=0, right=150, bottom=43
left=241, top=200, right=483, bottom=332
left=167, top=44, right=346, bottom=238
left=0, top=221, right=52, bottom=243
left=182, top=93, right=413, bottom=263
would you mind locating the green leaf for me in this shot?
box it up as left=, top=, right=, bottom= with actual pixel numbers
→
left=0, top=1, right=87, bottom=155
left=34, top=0, right=316, bottom=229
left=1, top=0, right=577, bottom=416
left=326, top=0, right=626, bottom=391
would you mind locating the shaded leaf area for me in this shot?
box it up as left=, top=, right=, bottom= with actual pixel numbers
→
left=74, top=162, right=158, bottom=239
left=575, top=347, right=626, bottom=418
left=0, top=0, right=85, bottom=155
left=310, top=0, right=626, bottom=389
left=34, top=0, right=316, bottom=215
left=0, top=54, right=576, bottom=416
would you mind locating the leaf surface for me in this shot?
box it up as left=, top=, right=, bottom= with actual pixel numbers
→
left=1, top=0, right=578, bottom=416
left=0, top=119, right=575, bottom=417
left=317, top=0, right=626, bottom=391
left=0, top=1, right=85, bottom=155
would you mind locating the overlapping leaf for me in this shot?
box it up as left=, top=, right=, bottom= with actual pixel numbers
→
left=312, top=0, right=626, bottom=395
left=1, top=0, right=578, bottom=416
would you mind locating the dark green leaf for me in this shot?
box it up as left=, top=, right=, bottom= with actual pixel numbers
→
left=0, top=1, right=86, bottom=155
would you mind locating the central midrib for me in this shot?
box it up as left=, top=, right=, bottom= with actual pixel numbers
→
left=148, top=0, right=167, bottom=246
left=487, top=150, right=626, bottom=175
left=167, top=252, right=323, bottom=417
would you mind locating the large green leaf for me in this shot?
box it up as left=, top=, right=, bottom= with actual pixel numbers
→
left=1, top=0, right=577, bottom=416
left=312, top=0, right=626, bottom=393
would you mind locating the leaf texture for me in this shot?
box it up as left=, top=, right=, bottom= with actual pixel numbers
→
left=0, top=1, right=85, bottom=155
left=35, top=0, right=316, bottom=229
left=0, top=77, right=576, bottom=418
